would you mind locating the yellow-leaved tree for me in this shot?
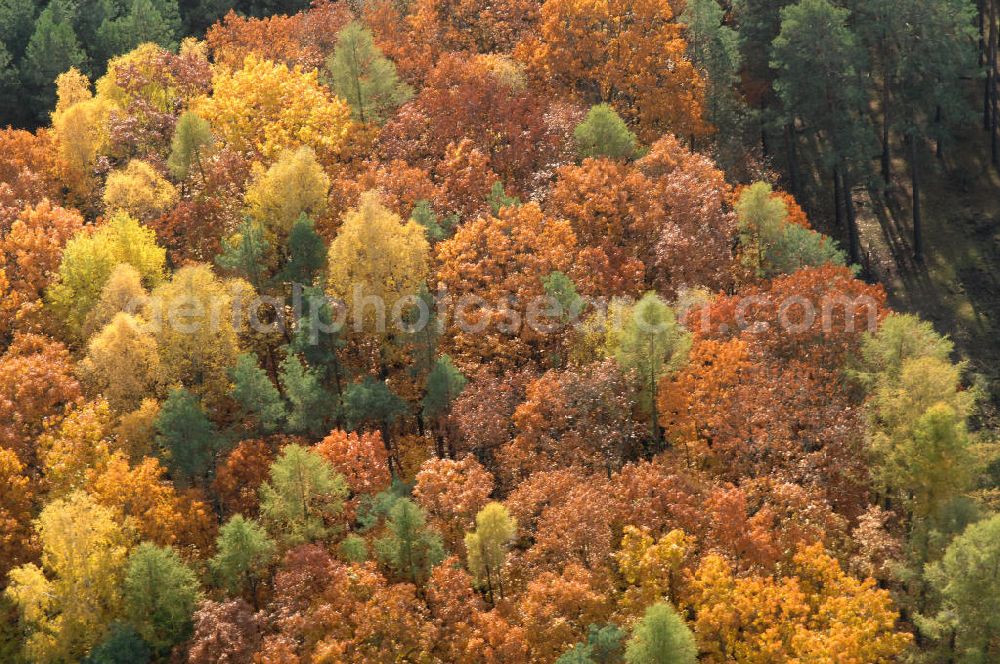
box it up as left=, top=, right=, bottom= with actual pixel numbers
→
left=686, top=542, right=911, bottom=663
left=102, top=159, right=178, bottom=220
left=80, top=263, right=148, bottom=340
left=50, top=68, right=112, bottom=203
left=196, top=54, right=354, bottom=165
left=327, top=191, right=429, bottom=353
left=38, top=398, right=118, bottom=497
left=144, top=264, right=241, bottom=407
left=244, top=146, right=330, bottom=233
left=47, top=212, right=166, bottom=340
left=78, top=312, right=161, bottom=413
left=616, top=525, right=692, bottom=618
left=4, top=491, right=130, bottom=664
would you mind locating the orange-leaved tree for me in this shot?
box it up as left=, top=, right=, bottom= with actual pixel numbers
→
left=523, top=0, right=708, bottom=140
left=435, top=202, right=576, bottom=371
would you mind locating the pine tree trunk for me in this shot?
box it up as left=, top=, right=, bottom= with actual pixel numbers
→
left=833, top=165, right=844, bottom=230
left=266, top=344, right=281, bottom=387
left=838, top=168, right=861, bottom=266
left=648, top=335, right=662, bottom=445
left=986, top=0, right=994, bottom=130
left=331, top=362, right=344, bottom=428
left=992, top=0, right=999, bottom=165
left=910, top=134, right=924, bottom=262
left=982, top=0, right=988, bottom=68
left=881, top=76, right=892, bottom=186
left=785, top=123, right=801, bottom=197
left=485, top=565, right=495, bottom=606
left=935, top=106, right=944, bottom=160
left=986, top=62, right=993, bottom=132
left=248, top=573, right=259, bottom=611
left=380, top=421, right=397, bottom=477
left=760, top=101, right=770, bottom=157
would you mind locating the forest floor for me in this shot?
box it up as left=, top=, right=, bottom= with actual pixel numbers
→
left=857, top=128, right=1000, bottom=427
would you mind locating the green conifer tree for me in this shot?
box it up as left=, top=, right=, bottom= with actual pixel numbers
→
left=326, top=20, right=412, bottom=124
left=278, top=214, right=326, bottom=286
left=230, top=353, right=286, bottom=434
left=154, top=387, right=220, bottom=486
left=20, top=0, right=85, bottom=119
left=375, top=498, right=445, bottom=584
left=209, top=515, right=275, bottom=609
left=167, top=111, right=213, bottom=181
left=624, top=603, right=697, bottom=664
left=259, top=444, right=348, bottom=545
left=123, top=543, right=201, bottom=654
left=574, top=104, right=638, bottom=160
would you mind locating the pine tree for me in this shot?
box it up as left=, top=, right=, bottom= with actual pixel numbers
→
left=736, top=182, right=847, bottom=278
left=573, top=104, right=638, bottom=160
left=154, top=387, right=220, bottom=486
left=486, top=181, right=521, bottom=215
left=410, top=199, right=456, bottom=243
left=557, top=646, right=596, bottom=664
left=96, top=0, right=180, bottom=61
left=167, top=111, right=213, bottom=181
left=0, top=43, right=21, bottom=123
left=681, top=0, right=745, bottom=168
left=123, top=543, right=202, bottom=653
left=403, top=284, right=442, bottom=383
left=288, top=286, right=346, bottom=409
left=209, top=515, right=275, bottom=610
left=853, top=0, right=976, bottom=260
left=215, top=219, right=271, bottom=290
left=613, top=293, right=690, bottom=442
left=771, top=0, right=872, bottom=265
left=422, top=354, right=465, bottom=414
left=339, top=534, right=368, bottom=563
left=279, top=352, right=334, bottom=436
left=0, top=0, right=37, bottom=61
left=278, top=214, right=326, bottom=286
left=178, top=0, right=230, bottom=34
left=556, top=624, right=626, bottom=664
left=83, top=624, right=152, bottom=664
left=344, top=375, right=408, bottom=461
left=326, top=20, right=412, bottom=124
left=624, top=603, right=697, bottom=664
left=229, top=353, right=286, bottom=434
left=422, top=355, right=466, bottom=456
left=375, top=498, right=445, bottom=584
left=259, top=444, right=348, bottom=545
left=20, top=0, right=85, bottom=120
left=543, top=271, right=585, bottom=324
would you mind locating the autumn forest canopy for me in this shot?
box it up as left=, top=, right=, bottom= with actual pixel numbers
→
left=3, top=0, right=1000, bottom=661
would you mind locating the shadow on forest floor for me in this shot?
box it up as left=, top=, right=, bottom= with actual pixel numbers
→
left=857, top=129, right=1000, bottom=427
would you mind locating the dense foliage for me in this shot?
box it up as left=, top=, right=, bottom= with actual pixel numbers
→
left=1, top=0, right=997, bottom=662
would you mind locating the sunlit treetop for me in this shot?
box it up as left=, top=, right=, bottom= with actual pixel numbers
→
left=195, top=54, right=355, bottom=165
